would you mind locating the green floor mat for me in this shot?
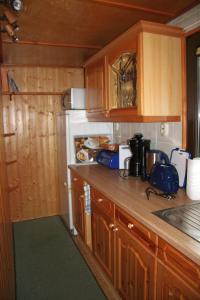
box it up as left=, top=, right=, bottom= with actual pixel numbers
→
left=14, top=216, right=107, bottom=300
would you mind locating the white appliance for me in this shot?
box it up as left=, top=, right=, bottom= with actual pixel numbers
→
left=64, top=110, right=113, bottom=235
left=61, top=88, right=86, bottom=110
left=119, top=144, right=132, bottom=169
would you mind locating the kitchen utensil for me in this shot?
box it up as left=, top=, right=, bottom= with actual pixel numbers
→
left=170, top=148, right=191, bottom=187
left=149, top=162, right=179, bottom=194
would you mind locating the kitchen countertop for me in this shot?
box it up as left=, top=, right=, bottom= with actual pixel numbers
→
left=69, top=164, right=200, bottom=266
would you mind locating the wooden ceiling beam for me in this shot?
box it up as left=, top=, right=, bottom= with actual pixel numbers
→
left=89, top=0, right=175, bottom=17
left=2, top=39, right=102, bottom=50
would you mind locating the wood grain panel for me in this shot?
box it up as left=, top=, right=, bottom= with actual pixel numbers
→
left=156, top=260, right=200, bottom=300
left=89, top=0, right=199, bottom=15
left=0, top=94, right=15, bottom=299
left=139, top=32, right=182, bottom=116
left=2, top=66, right=84, bottom=221
left=1, top=0, right=198, bottom=67
left=2, top=43, right=98, bottom=68
left=1, top=66, right=84, bottom=92
left=14, top=0, right=167, bottom=46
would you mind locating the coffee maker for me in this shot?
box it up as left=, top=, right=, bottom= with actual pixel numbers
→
left=128, top=133, right=150, bottom=177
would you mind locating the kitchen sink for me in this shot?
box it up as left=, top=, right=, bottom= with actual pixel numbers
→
left=153, top=202, right=200, bottom=242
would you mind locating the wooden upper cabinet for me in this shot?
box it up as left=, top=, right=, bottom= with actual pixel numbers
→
left=138, top=31, right=182, bottom=117
left=106, top=31, right=137, bottom=111
left=85, top=57, right=108, bottom=119
left=84, top=21, right=184, bottom=122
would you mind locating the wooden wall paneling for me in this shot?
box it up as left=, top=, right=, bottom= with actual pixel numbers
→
left=0, top=94, right=15, bottom=299
left=2, top=95, right=22, bottom=220
left=0, top=67, right=84, bottom=92
left=2, top=67, right=84, bottom=221
left=2, top=38, right=102, bottom=49
left=35, top=95, right=44, bottom=217
left=0, top=67, right=9, bottom=92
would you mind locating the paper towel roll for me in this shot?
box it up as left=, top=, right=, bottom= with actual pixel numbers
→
left=186, top=158, right=200, bottom=200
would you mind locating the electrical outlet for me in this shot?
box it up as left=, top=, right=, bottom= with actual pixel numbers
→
left=160, top=122, right=169, bottom=136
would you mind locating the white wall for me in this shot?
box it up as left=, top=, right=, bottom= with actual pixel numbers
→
left=113, top=122, right=182, bottom=157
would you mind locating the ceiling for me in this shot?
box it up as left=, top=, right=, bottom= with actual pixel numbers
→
left=1, top=0, right=199, bottom=67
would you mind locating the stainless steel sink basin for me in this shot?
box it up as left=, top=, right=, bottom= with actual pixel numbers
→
left=153, top=202, right=200, bottom=242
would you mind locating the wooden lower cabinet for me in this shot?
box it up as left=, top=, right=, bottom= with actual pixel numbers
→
left=71, top=179, right=200, bottom=300
left=156, top=261, right=200, bottom=300
left=71, top=173, right=85, bottom=240
left=115, top=224, right=156, bottom=300
left=92, top=203, right=114, bottom=281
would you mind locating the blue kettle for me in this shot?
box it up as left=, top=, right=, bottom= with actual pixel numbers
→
left=145, top=149, right=170, bottom=179
left=149, top=162, right=179, bottom=194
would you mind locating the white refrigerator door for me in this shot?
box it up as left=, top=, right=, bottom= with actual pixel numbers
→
left=65, top=110, right=113, bottom=233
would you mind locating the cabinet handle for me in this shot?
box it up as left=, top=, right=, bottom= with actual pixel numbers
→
left=113, top=227, right=119, bottom=232
left=80, top=195, right=84, bottom=198
left=63, top=182, right=67, bottom=187
left=127, top=223, right=134, bottom=229
left=109, top=223, right=115, bottom=229
left=97, top=198, right=103, bottom=203
left=73, top=177, right=78, bottom=181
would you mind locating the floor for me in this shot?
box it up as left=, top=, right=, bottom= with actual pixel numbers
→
left=13, top=216, right=107, bottom=300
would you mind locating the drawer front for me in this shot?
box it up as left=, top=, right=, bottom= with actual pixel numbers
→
left=115, top=206, right=158, bottom=253
left=91, top=188, right=114, bottom=218
left=158, top=237, right=200, bottom=292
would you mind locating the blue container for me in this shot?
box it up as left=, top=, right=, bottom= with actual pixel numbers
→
left=96, top=150, right=119, bottom=169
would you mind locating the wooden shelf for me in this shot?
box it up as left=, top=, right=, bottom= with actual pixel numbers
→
left=3, top=133, right=15, bottom=137
left=2, top=92, right=63, bottom=96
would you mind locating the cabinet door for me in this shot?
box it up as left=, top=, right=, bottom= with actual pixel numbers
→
left=156, top=261, right=200, bottom=300
left=107, top=52, right=137, bottom=110
left=138, top=32, right=182, bottom=117
left=71, top=175, right=85, bottom=240
left=85, top=57, right=106, bottom=113
left=92, top=204, right=114, bottom=281
left=116, top=224, right=156, bottom=300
